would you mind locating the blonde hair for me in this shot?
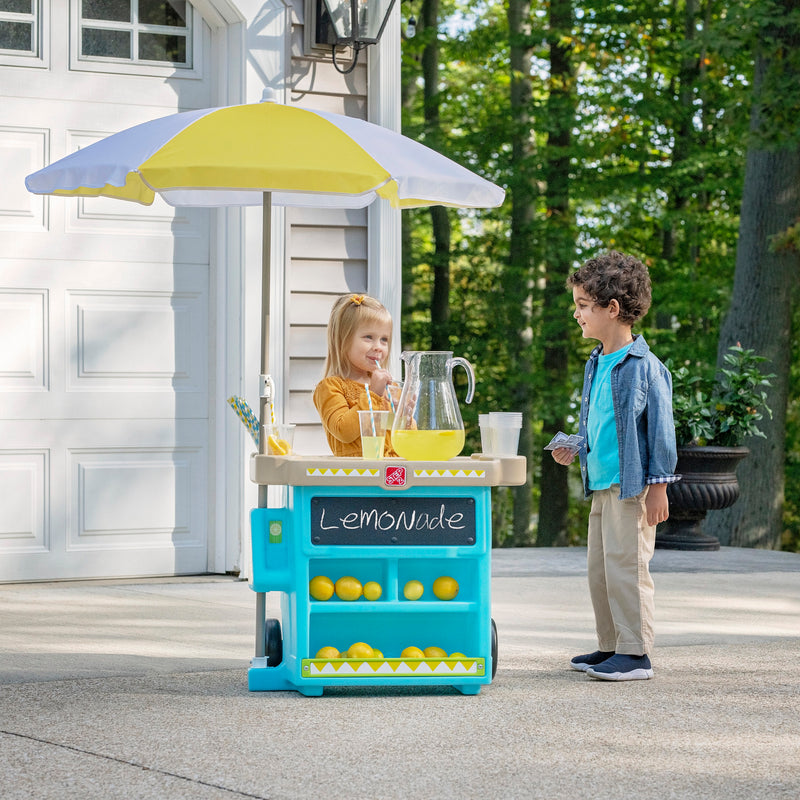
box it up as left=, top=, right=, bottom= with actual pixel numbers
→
left=323, top=294, right=393, bottom=379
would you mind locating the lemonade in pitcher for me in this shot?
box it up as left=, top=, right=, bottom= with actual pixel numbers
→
left=391, top=351, right=474, bottom=461
left=391, top=429, right=465, bottom=461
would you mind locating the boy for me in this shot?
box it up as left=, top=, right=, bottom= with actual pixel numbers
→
left=552, top=251, right=678, bottom=681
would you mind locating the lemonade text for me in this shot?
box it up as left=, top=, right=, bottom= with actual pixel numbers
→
left=318, top=504, right=465, bottom=533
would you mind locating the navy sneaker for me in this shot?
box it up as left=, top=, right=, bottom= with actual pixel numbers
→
left=570, top=650, right=615, bottom=672
left=586, top=653, right=653, bottom=681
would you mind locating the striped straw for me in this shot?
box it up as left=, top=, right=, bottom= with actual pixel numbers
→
left=364, top=383, right=377, bottom=436
left=266, top=375, right=276, bottom=426
left=375, top=359, right=395, bottom=413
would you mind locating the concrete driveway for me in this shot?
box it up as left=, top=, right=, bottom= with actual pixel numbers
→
left=1, top=547, right=799, bottom=799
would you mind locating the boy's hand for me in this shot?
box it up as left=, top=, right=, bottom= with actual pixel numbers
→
left=646, top=483, right=670, bottom=527
left=551, top=446, right=577, bottom=466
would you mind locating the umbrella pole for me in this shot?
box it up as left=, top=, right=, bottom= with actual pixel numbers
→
left=258, top=191, right=273, bottom=507
left=255, top=191, right=272, bottom=659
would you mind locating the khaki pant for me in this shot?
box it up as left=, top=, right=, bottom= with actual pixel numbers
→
left=587, top=486, right=655, bottom=655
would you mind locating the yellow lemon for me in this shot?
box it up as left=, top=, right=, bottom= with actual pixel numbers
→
left=450, top=652, right=466, bottom=659
left=347, top=641, right=374, bottom=659
left=402, top=646, right=425, bottom=659
left=432, top=575, right=459, bottom=601
left=267, top=435, right=291, bottom=455
left=315, top=646, right=340, bottom=659
left=363, top=581, right=382, bottom=601
left=403, top=579, right=424, bottom=600
left=423, top=646, right=448, bottom=658
left=372, top=648, right=384, bottom=659
left=334, top=576, right=363, bottom=601
left=309, top=575, right=334, bottom=601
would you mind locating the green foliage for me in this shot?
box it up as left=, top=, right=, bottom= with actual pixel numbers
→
left=399, top=0, right=800, bottom=547
left=669, top=345, right=775, bottom=447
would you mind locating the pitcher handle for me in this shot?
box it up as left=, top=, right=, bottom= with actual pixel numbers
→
left=449, top=357, right=475, bottom=404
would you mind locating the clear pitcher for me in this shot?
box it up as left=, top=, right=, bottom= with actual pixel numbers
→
left=391, top=351, right=475, bottom=461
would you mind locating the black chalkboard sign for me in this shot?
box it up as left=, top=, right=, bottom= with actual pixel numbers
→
left=310, top=496, right=477, bottom=546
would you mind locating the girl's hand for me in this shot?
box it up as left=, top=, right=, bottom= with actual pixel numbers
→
left=385, top=381, right=403, bottom=408
left=552, top=446, right=577, bottom=466
left=369, top=367, right=393, bottom=396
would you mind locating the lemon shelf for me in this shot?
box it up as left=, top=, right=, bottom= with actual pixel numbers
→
left=248, top=454, right=524, bottom=696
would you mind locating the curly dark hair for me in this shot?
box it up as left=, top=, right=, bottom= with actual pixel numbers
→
left=567, top=251, right=652, bottom=324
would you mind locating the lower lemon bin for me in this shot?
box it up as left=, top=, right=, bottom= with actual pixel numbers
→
left=307, top=610, right=480, bottom=659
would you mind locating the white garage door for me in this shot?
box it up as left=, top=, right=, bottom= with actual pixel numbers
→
left=0, top=1, right=218, bottom=581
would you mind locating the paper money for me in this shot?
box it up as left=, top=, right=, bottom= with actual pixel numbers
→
left=544, top=431, right=584, bottom=451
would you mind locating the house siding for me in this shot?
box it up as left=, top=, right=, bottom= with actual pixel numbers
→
left=285, top=0, right=372, bottom=454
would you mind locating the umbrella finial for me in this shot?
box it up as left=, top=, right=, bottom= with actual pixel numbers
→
left=260, top=87, right=278, bottom=104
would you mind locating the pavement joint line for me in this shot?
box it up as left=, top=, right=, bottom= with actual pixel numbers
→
left=0, top=729, right=270, bottom=799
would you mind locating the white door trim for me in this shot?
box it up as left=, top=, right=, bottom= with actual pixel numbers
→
left=368, top=8, right=402, bottom=373
left=200, top=7, right=249, bottom=575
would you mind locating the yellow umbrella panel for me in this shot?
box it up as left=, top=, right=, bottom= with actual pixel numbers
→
left=26, top=102, right=505, bottom=210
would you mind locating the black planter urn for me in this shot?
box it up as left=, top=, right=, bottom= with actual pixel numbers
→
left=655, top=445, right=750, bottom=551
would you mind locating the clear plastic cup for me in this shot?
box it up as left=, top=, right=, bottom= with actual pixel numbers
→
left=479, top=413, right=494, bottom=455
left=385, top=381, right=403, bottom=427
left=492, top=425, right=521, bottom=456
left=358, top=410, right=390, bottom=459
left=488, top=412, right=522, bottom=456
left=263, top=423, right=295, bottom=456
left=490, top=412, right=523, bottom=425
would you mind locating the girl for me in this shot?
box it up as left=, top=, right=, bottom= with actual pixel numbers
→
left=313, top=294, right=398, bottom=457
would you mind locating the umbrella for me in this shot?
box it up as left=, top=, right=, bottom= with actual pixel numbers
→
left=25, top=97, right=505, bottom=448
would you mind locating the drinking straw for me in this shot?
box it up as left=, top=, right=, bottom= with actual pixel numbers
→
left=375, top=359, right=395, bottom=413
left=267, top=375, right=276, bottom=426
left=227, top=396, right=260, bottom=447
left=364, top=383, right=377, bottom=435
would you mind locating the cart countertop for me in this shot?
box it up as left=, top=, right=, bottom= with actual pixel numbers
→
left=250, top=453, right=526, bottom=488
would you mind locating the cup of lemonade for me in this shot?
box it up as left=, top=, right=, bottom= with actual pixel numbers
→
left=358, top=410, right=390, bottom=459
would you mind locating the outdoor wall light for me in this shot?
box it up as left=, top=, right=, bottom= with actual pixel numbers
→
left=322, top=0, right=398, bottom=74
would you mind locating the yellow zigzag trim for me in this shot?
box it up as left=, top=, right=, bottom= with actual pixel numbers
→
left=303, top=657, right=483, bottom=678
left=413, top=469, right=486, bottom=479
left=306, top=467, right=380, bottom=477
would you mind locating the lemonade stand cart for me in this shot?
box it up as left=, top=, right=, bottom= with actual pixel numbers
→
left=249, top=453, right=525, bottom=696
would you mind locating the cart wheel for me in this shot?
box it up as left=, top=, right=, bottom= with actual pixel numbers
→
left=265, top=618, right=283, bottom=666
left=491, top=618, right=498, bottom=679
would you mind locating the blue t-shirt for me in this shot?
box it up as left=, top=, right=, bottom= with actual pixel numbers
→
left=587, top=344, right=631, bottom=491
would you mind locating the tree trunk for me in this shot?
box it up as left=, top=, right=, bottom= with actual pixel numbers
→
left=661, top=0, right=697, bottom=264
left=505, top=0, right=536, bottom=546
left=429, top=205, right=451, bottom=350
left=705, top=6, right=800, bottom=548
left=421, top=0, right=452, bottom=351
left=536, top=0, right=575, bottom=546
left=400, top=32, right=419, bottom=321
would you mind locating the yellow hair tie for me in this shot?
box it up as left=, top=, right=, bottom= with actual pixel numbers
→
left=350, top=294, right=365, bottom=305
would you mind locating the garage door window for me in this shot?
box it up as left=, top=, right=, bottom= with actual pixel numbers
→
left=79, top=0, right=193, bottom=68
left=0, top=0, right=38, bottom=57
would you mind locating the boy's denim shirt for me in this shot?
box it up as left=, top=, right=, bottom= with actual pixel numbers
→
left=577, top=333, right=679, bottom=500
